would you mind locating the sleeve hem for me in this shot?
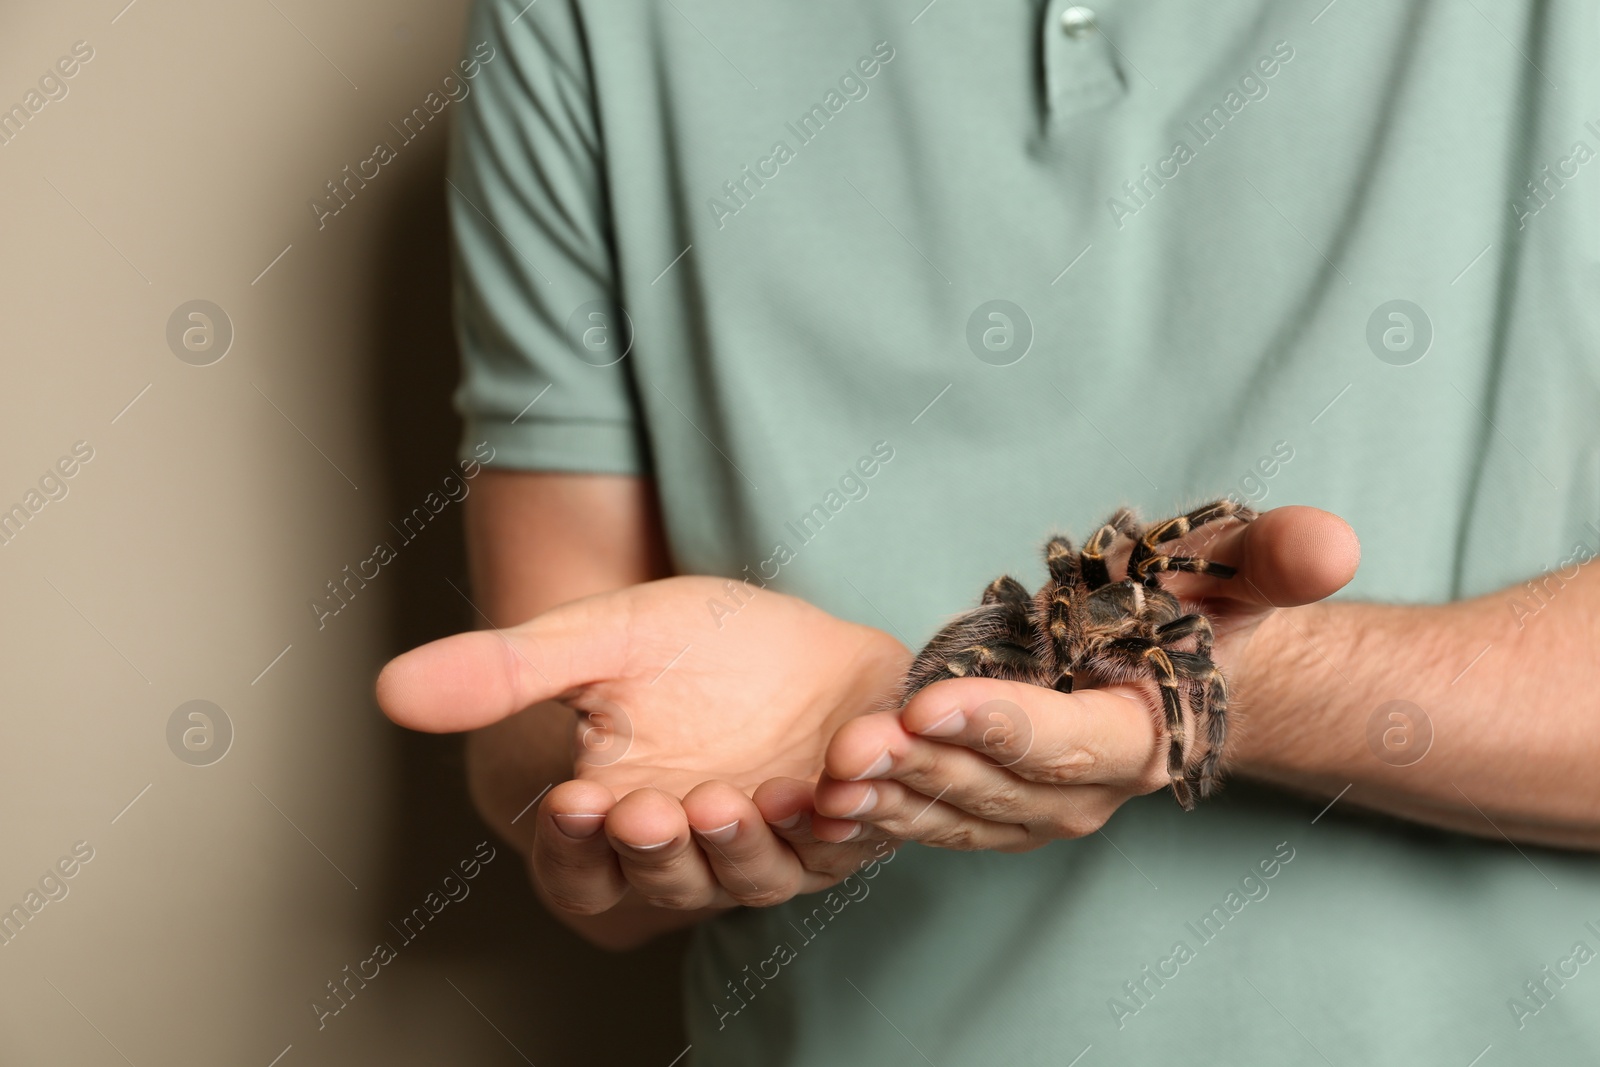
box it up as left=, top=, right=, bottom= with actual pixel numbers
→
left=458, top=416, right=648, bottom=476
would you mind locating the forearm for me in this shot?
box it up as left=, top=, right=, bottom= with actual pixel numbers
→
left=1233, top=561, right=1600, bottom=848
left=461, top=470, right=711, bottom=948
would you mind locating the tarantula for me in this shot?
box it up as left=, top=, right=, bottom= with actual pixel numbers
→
left=901, top=500, right=1256, bottom=809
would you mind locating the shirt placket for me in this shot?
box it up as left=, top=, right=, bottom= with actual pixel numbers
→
left=1042, top=1, right=1128, bottom=119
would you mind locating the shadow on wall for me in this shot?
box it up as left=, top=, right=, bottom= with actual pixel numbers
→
left=364, top=133, right=690, bottom=1062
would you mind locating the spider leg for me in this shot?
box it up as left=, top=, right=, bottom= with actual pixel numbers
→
left=1155, top=613, right=1215, bottom=658
left=1038, top=533, right=1093, bottom=693
left=1128, top=499, right=1256, bottom=585
left=1106, top=637, right=1194, bottom=810
left=982, top=574, right=1037, bottom=651
left=1134, top=555, right=1239, bottom=584
left=902, top=599, right=1046, bottom=701
left=1035, top=573, right=1083, bottom=696
left=1192, top=664, right=1230, bottom=799
left=982, top=575, right=1032, bottom=607
left=1044, top=535, right=1079, bottom=584
left=1078, top=507, right=1138, bottom=590
left=944, top=642, right=1044, bottom=682
left=1166, top=650, right=1229, bottom=800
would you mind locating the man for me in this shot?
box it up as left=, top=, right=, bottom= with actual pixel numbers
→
left=378, top=0, right=1600, bottom=1061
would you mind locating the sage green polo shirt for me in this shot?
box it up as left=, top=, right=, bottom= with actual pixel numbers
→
left=447, top=0, right=1600, bottom=1062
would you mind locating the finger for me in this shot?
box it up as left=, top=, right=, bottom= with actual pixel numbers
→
left=531, top=780, right=628, bottom=917
left=790, top=832, right=905, bottom=875
left=815, top=777, right=1033, bottom=851
left=751, top=775, right=816, bottom=834
left=605, top=787, right=722, bottom=911
left=831, top=684, right=1166, bottom=792
left=376, top=596, right=623, bottom=733
left=815, top=743, right=1126, bottom=833
left=752, top=776, right=896, bottom=846
left=1160, top=505, right=1360, bottom=610
left=752, top=777, right=901, bottom=866
left=681, top=781, right=810, bottom=907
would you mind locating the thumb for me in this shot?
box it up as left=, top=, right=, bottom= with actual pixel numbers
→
left=375, top=599, right=621, bottom=734
left=1180, top=504, right=1360, bottom=611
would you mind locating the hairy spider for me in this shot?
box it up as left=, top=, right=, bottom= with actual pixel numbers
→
left=900, top=499, right=1256, bottom=810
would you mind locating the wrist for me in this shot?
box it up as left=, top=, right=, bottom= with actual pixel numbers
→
left=1223, top=601, right=1320, bottom=780
left=534, top=872, right=729, bottom=951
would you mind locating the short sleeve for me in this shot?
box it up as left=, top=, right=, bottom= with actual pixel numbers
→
left=447, top=0, right=647, bottom=474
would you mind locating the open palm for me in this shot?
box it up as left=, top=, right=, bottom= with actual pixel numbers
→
left=379, top=575, right=910, bottom=803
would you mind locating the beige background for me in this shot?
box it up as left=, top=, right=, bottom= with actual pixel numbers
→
left=0, top=2, right=686, bottom=1063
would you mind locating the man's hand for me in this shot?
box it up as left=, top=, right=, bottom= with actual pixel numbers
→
left=804, top=506, right=1361, bottom=848
left=376, top=576, right=909, bottom=924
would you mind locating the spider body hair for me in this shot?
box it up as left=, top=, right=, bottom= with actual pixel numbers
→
left=899, top=499, right=1255, bottom=808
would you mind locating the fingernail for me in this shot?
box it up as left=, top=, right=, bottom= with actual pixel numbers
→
left=849, top=750, right=893, bottom=781
left=837, top=823, right=863, bottom=841
left=693, top=819, right=740, bottom=845
left=843, top=785, right=878, bottom=819
left=624, top=837, right=676, bottom=853
left=551, top=813, right=604, bottom=840
left=771, top=812, right=804, bottom=830
left=916, top=706, right=965, bottom=737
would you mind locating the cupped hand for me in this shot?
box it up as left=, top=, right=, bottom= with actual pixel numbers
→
left=806, top=505, right=1361, bottom=850
left=376, top=576, right=910, bottom=916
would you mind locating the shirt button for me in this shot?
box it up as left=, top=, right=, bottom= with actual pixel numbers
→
left=1060, top=5, right=1097, bottom=38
